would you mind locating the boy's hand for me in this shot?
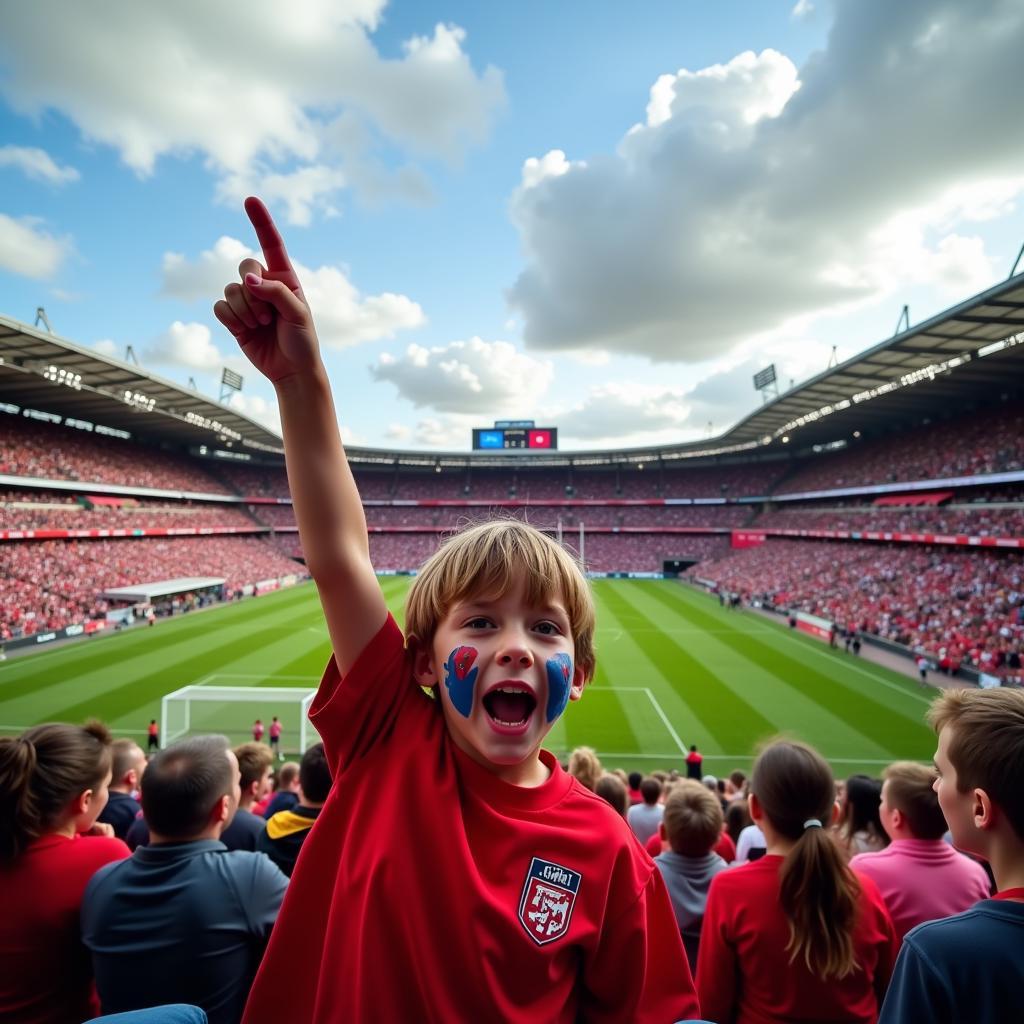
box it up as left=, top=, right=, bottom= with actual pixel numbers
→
left=213, top=197, right=322, bottom=385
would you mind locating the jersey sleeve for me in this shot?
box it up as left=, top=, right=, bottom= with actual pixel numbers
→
left=695, top=872, right=739, bottom=1024
left=877, top=936, right=953, bottom=1024
left=240, top=853, right=289, bottom=940
left=308, top=613, right=413, bottom=776
left=578, top=863, right=701, bottom=1024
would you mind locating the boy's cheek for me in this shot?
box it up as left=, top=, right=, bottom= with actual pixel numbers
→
left=545, top=653, right=573, bottom=723
left=443, top=646, right=479, bottom=719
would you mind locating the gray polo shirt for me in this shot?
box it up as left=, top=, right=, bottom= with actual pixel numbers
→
left=81, top=839, right=288, bottom=1024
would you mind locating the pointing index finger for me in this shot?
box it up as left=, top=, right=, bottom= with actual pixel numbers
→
left=244, top=196, right=295, bottom=275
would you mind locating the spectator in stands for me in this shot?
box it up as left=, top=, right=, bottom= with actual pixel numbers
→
left=840, top=774, right=888, bottom=854
left=725, top=799, right=752, bottom=849
left=627, top=776, right=665, bottom=846
left=654, top=780, right=729, bottom=972
left=0, top=720, right=129, bottom=1024
left=685, top=744, right=703, bottom=779
left=257, top=742, right=331, bottom=877
left=220, top=743, right=274, bottom=852
left=260, top=760, right=300, bottom=818
left=627, top=770, right=644, bottom=804
left=97, top=738, right=146, bottom=840
left=851, top=761, right=990, bottom=939
left=697, top=740, right=898, bottom=1024
left=879, top=688, right=1024, bottom=1024
left=595, top=772, right=629, bottom=817
left=214, top=199, right=697, bottom=1024
left=567, top=745, right=602, bottom=792
left=148, top=720, right=160, bottom=752
left=81, top=735, right=288, bottom=1024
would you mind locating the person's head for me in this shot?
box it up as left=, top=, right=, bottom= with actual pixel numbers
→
left=109, top=738, right=146, bottom=794
left=928, top=688, right=1024, bottom=858
left=639, top=776, right=662, bottom=806
left=879, top=761, right=947, bottom=841
left=406, top=520, right=596, bottom=783
left=749, top=740, right=860, bottom=980
left=690, top=744, right=698, bottom=753
left=0, top=720, right=113, bottom=861
left=141, top=735, right=240, bottom=843
left=275, top=761, right=301, bottom=792
left=568, top=746, right=602, bottom=792
left=233, top=742, right=274, bottom=808
left=298, top=743, right=332, bottom=807
left=724, top=797, right=752, bottom=844
left=841, top=773, right=886, bottom=845
left=628, top=771, right=643, bottom=791
left=729, top=769, right=747, bottom=793
left=595, top=773, right=628, bottom=817
left=660, top=780, right=723, bottom=857
left=701, top=774, right=718, bottom=792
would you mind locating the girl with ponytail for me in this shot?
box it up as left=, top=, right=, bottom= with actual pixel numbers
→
left=0, top=720, right=130, bottom=1024
left=696, top=741, right=899, bottom=1023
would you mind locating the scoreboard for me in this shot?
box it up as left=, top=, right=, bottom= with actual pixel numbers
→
left=472, top=425, right=558, bottom=450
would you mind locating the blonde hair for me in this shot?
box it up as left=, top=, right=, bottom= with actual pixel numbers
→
left=928, top=687, right=1024, bottom=842
left=568, top=746, right=602, bottom=791
left=662, top=779, right=723, bottom=856
left=405, top=520, right=596, bottom=680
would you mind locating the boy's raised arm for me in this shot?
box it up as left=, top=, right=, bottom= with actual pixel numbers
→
left=214, top=197, right=387, bottom=674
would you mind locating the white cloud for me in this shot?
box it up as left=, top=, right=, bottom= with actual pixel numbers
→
left=226, top=391, right=282, bottom=435
left=508, top=1, right=1024, bottom=364
left=0, top=213, right=71, bottom=279
left=161, top=235, right=425, bottom=348
left=149, top=320, right=235, bottom=371
left=93, top=338, right=118, bottom=358
left=216, top=165, right=346, bottom=227
left=791, top=0, right=815, bottom=19
left=0, top=145, right=79, bottom=184
left=557, top=382, right=690, bottom=445
left=0, top=5, right=503, bottom=209
left=370, top=337, right=554, bottom=414
left=386, top=423, right=413, bottom=442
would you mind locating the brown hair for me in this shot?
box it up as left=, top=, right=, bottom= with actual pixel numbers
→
left=0, top=720, right=113, bottom=862
left=928, top=687, right=1024, bottom=842
left=663, top=779, right=723, bottom=856
left=404, top=520, right=596, bottom=681
left=751, top=741, right=860, bottom=980
left=141, top=735, right=232, bottom=839
left=639, top=776, right=662, bottom=806
left=234, top=742, right=274, bottom=791
left=882, top=761, right=946, bottom=840
left=595, top=773, right=628, bottom=817
left=568, top=746, right=602, bottom=792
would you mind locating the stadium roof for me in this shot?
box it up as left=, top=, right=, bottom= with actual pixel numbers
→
left=1, top=271, right=1022, bottom=469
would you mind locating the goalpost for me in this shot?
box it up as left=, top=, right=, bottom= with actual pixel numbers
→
left=161, top=685, right=319, bottom=754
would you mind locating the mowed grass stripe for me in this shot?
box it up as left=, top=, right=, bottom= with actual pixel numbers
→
left=39, top=601, right=332, bottom=726
left=631, top=583, right=895, bottom=759
left=598, top=582, right=776, bottom=752
left=660, top=585, right=934, bottom=758
left=0, top=584, right=319, bottom=703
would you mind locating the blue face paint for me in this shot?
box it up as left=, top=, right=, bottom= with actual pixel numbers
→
left=443, top=646, right=478, bottom=719
left=545, top=653, right=574, bottom=723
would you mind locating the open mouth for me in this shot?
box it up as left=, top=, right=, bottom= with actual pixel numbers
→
left=482, top=685, right=537, bottom=729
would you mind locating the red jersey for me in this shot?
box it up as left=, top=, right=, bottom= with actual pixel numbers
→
left=697, top=854, right=899, bottom=1024
left=243, top=614, right=699, bottom=1023
left=0, top=833, right=129, bottom=1023
left=252, top=722, right=265, bottom=741
left=269, top=721, right=281, bottom=740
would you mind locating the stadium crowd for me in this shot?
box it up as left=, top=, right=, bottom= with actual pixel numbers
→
left=690, top=540, right=1024, bottom=680
left=3, top=690, right=1021, bottom=1023
left=0, top=537, right=304, bottom=639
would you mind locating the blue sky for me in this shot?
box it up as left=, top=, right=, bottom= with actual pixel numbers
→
left=1, top=1, right=1022, bottom=450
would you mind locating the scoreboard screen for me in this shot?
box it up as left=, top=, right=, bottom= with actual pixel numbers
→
left=473, top=427, right=557, bottom=450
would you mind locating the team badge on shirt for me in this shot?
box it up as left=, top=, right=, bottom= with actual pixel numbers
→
left=518, top=857, right=581, bottom=945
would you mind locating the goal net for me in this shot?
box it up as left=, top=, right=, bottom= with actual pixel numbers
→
left=160, top=685, right=319, bottom=755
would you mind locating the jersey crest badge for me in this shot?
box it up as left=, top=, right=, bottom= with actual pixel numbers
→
left=518, top=857, right=581, bottom=945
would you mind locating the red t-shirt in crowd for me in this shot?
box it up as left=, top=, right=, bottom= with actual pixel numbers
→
left=0, top=832, right=130, bottom=1023
left=242, top=614, right=700, bottom=1024
left=697, top=854, right=899, bottom=1024
left=646, top=827, right=736, bottom=863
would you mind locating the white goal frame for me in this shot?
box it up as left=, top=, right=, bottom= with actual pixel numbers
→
left=161, top=684, right=318, bottom=752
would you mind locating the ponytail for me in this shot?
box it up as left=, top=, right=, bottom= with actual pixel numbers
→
left=0, top=720, right=112, bottom=861
left=751, top=741, right=861, bottom=980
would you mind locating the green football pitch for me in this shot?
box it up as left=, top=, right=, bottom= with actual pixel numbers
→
left=0, top=579, right=937, bottom=776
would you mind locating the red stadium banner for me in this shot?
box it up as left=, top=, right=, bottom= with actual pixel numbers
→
left=731, top=530, right=767, bottom=549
